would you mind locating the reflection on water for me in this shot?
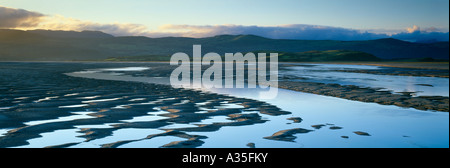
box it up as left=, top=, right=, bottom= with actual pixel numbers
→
left=82, top=98, right=122, bottom=103
left=208, top=87, right=449, bottom=148
left=119, top=136, right=186, bottom=148
left=101, top=67, right=151, bottom=72
left=72, top=128, right=166, bottom=148
left=0, top=129, right=9, bottom=138
left=59, top=104, right=89, bottom=108
left=0, top=62, right=448, bottom=148
left=282, top=64, right=449, bottom=97
left=16, top=129, right=86, bottom=148
left=120, top=111, right=169, bottom=122
left=67, top=65, right=448, bottom=148
left=24, top=111, right=96, bottom=126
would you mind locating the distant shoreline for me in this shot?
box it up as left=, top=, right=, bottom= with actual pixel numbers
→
left=311, top=62, right=449, bottom=70
left=1, top=61, right=448, bottom=70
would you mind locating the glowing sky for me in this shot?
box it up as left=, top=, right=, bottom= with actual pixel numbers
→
left=0, top=0, right=449, bottom=41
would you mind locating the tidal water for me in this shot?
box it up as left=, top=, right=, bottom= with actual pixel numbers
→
left=0, top=62, right=448, bottom=148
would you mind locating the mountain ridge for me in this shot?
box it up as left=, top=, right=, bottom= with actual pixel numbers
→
left=0, top=29, right=448, bottom=61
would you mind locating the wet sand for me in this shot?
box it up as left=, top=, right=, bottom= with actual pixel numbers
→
left=264, top=128, right=313, bottom=142
left=0, top=62, right=290, bottom=148
left=278, top=63, right=449, bottom=112
left=277, top=81, right=449, bottom=112
left=310, top=62, right=449, bottom=70
left=282, top=62, right=449, bottom=78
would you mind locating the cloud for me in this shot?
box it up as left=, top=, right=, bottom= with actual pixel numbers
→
left=406, top=25, right=421, bottom=33
left=155, top=24, right=390, bottom=41
left=0, top=6, right=45, bottom=28
left=35, top=15, right=151, bottom=36
left=1, top=6, right=448, bottom=42
left=0, top=6, right=152, bottom=36
left=154, top=24, right=449, bottom=42
left=392, top=25, right=449, bottom=42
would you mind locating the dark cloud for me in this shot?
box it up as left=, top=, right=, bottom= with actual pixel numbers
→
left=0, top=6, right=45, bottom=28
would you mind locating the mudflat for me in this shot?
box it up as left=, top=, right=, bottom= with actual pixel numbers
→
left=278, top=81, right=448, bottom=112
left=0, top=62, right=289, bottom=148
left=278, top=63, right=449, bottom=112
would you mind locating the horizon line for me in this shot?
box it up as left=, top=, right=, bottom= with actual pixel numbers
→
left=2, top=28, right=449, bottom=43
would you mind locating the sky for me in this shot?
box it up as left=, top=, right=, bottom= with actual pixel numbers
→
left=0, top=0, right=449, bottom=42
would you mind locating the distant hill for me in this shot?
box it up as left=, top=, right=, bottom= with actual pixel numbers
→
left=105, top=50, right=382, bottom=62
left=28, top=29, right=114, bottom=39
left=0, top=29, right=448, bottom=61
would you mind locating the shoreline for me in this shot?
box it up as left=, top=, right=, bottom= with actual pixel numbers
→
left=1, top=60, right=448, bottom=69
left=297, top=62, right=449, bottom=70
